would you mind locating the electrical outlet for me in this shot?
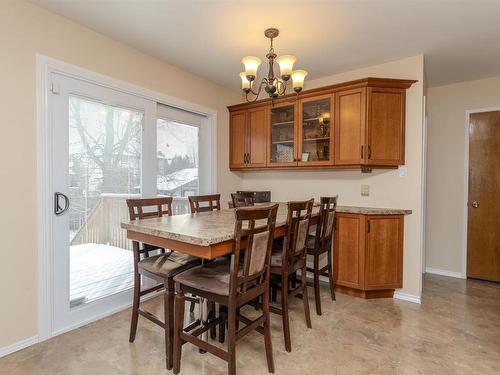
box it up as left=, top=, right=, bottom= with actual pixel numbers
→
left=398, top=166, right=408, bottom=177
left=361, top=184, right=370, bottom=196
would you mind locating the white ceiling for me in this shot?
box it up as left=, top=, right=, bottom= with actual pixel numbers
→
left=31, top=0, right=500, bottom=88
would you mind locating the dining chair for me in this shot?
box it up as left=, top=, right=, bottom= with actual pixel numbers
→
left=126, top=197, right=201, bottom=370
left=188, top=194, right=221, bottom=213
left=172, top=204, right=279, bottom=375
left=231, top=191, right=255, bottom=208
left=269, top=199, right=314, bottom=352
left=306, top=196, right=338, bottom=315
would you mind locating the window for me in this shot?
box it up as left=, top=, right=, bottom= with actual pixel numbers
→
left=156, top=120, right=199, bottom=197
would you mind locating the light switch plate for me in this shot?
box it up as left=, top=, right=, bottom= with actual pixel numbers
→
left=361, top=184, right=370, bottom=196
left=398, top=166, right=408, bottom=177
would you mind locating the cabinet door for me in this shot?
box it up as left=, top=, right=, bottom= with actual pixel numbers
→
left=366, top=88, right=405, bottom=166
left=365, top=215, right=403, bottom=289
left=334, top=213, right=365, bottom=289
left=297, top=94, right=334, bottom=166
left=229, top=110, right=247, bottom=169
left=269, top=103, right=298, bottom=167
left=335, top=88, right=366, bottom=165
left=247, top=106, right=268, bottom=168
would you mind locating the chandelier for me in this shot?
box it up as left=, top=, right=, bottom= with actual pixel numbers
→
left=239, top=28, right=308, bottom=103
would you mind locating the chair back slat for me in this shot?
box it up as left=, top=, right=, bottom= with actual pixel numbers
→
left=126, top=197, right=173, bottom=220
left=283, top=199, right=314, bottom=266
left=188, top=194, right=221, bottom=213
left=230, top=204, right=278, bottom=296
left=231, top=192, right=255, bottom=208
left=126, top=197, right=173, bottom=258
left=312, top=196, right=338, bottom=252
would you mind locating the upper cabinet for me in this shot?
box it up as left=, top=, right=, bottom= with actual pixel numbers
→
left=228, top=77, right=416, bottom=171
left=269, top=103, right=297, bottom=166
left=229, top=106, right=268, bottom=169
left=298, top=94, right=334, bottom=166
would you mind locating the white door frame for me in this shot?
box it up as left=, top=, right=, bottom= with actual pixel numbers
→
left=462, top=106, right=500, bottom=279
left=36, top=54, right=218, bottom=341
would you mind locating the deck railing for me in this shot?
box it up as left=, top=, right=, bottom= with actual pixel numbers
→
left=70, top=194, right=190, bottom=250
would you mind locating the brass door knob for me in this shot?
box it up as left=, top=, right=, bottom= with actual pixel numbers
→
left=472, top=201, right=479, bottom=208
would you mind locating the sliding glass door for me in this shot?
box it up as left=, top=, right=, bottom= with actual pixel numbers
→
left=50, top=73, right=158, bottom=333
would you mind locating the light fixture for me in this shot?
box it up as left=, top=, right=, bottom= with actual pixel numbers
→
left=239, top=28, right=307, bottom=103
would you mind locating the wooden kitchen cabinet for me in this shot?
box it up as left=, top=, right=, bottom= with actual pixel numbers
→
left=334, top=88, right=366, bottom=166
left=228, top=77, right=416, bottom=171
left=335, top=85, right=406, bottom=167
left=229, top=106, right=268, bottom=169
left=334, top=212, right=404, bottom=299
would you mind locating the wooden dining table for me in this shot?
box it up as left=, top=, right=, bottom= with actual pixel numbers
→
left=121, top=203, right=319, bottom=261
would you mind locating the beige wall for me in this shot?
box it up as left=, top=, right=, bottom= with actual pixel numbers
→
left=426, top=75, right=500, bottom=275
left=0, top=1, right=240, bottom=349
left=234, top=55, right=426, bottom=299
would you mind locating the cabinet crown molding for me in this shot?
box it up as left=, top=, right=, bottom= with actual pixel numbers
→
left=227, top=77, right=417, bottom=111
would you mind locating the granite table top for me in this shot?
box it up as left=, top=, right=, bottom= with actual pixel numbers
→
left=121, top=203, right=411, bottom=247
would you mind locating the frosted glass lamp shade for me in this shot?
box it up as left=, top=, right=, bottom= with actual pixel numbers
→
left=241, top=56, right=261, bottom=81
left=240, top=72, right=252, bottom=92
left=276, top=55, right=296, bottom=81
left=291, top=70, right=308, bottom=93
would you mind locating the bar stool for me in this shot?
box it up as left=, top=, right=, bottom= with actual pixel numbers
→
left=126, top=197, right=201, bottom=370
left=306, top=196, right=338, bottom=315
left=188, top=194, right=221, bottom=213
left=269, top=199, right=314, bottom=352
left=231, top=191, right=255, bottom=207
left=173, top=204, right=279, bottom=375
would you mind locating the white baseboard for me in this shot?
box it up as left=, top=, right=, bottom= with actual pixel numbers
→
left=0, top=335, right=39, bottom=358
left=425, top=267, right=465, bottom=279
left=394, top=291, right=421, bottom=304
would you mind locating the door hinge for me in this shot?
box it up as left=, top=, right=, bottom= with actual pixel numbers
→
left=50, top=82, right=60, bottom=95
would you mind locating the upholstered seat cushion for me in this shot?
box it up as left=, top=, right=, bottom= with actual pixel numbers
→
left=173, top=259, right=236, bottom=296
left=138, top=252, right=201, bottom=278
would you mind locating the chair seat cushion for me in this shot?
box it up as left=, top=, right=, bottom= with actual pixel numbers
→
left=138, top=252, right=201, bottom=278
left=174, top=259, right=234, bottom=296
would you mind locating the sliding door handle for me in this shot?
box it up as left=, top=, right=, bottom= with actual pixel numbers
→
left=54, top=192, right=70, bottom=215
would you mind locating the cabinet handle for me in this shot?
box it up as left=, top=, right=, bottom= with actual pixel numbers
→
left=243, top=153, right=247, bottom=164
left=368, top=145, right=372, bottom=159
left=367, top=220, right=371, bottom=233
left=247, top=153, right=251, bottom=164
left=361, top=145, right=364, bottom=159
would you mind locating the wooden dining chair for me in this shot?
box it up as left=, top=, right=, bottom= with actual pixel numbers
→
left=269, top=199, right=314, bottom=352
left=306, top=196, right=338, bottom=315
left=188, top=194, right=221, bottom=213
left=231, top=191, right=255, bottom=208
left=126, top=197, right=201, bottom=370
left=172, top=204, right=279, bottom=375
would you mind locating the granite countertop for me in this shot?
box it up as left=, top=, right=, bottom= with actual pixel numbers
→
left=336, top=206, right=412, bottom=215
left=121, top=203, right=411, bottom=247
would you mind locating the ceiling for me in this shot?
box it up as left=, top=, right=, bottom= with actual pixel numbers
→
left=31, top=0, right=500, bottom=89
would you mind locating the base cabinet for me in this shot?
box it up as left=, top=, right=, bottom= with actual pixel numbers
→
left=334, top=213, right=404, bottom=299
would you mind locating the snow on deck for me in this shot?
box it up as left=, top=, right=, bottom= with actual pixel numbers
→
left=70, top=243, right=133, bottom=307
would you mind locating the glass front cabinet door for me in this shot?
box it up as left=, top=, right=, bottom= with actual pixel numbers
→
left=298, top=94, right=334, bottom=166
left=269, top=102, right=297, bottom=166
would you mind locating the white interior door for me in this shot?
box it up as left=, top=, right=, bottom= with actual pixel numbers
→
left=50, top=73, right=156, bottom=334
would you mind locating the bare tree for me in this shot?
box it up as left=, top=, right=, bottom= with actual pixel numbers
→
left=70, top=99, right=142, bottom=194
